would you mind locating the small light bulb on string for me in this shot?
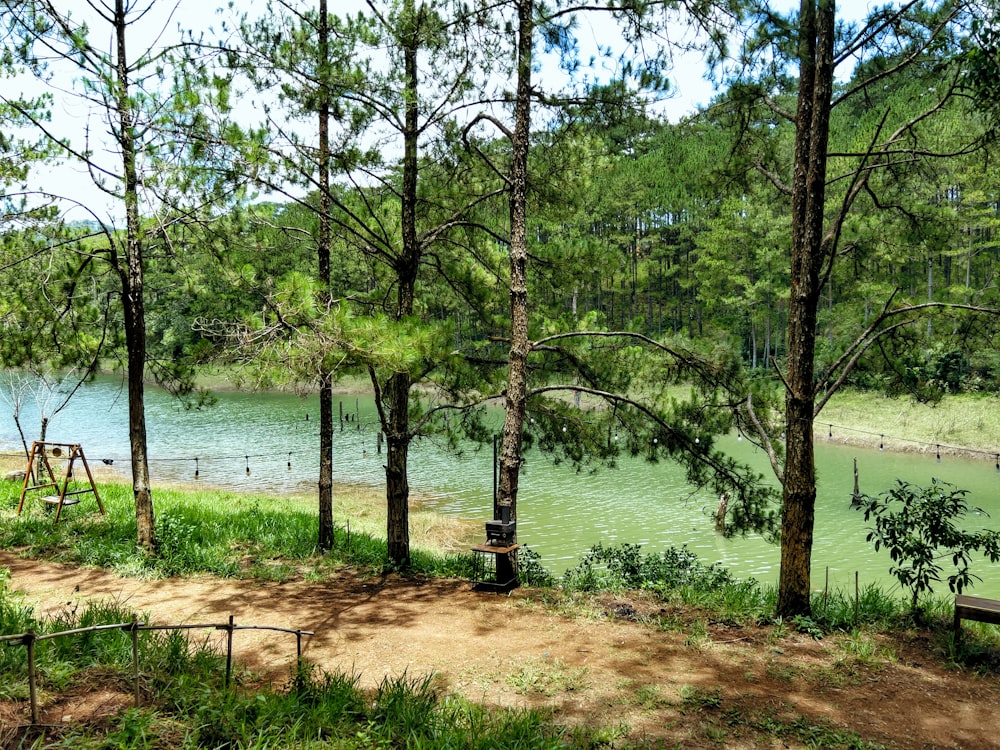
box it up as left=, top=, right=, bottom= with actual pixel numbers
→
left=562, top=425, right=567, bottom=433
left=828, top=424, right=833, bottom=439
left=694, top=437, right=700, bottom=444
left=245, top=455, right=251, bottom=476
left=194, top=457, right=200, bottom=480
left=737, top=432, right=743, bottom=442
left=936, top=445, right=941, bottom=463
left=287, top=452, right=292, bottom=471
left=653, top=437, right=658, bottom=445
left=879, top=436, right=884, bottom=451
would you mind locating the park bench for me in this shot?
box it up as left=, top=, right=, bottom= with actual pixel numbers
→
left=953, top=594, right=1000, bottom=644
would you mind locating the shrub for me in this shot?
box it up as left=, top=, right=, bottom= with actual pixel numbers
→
left=562, top=542, right=735, bottom=595
left=854, top=479, right=1000, bottom=612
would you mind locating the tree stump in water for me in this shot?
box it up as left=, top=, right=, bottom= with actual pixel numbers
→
left=715, top=492, right=729, bottom=532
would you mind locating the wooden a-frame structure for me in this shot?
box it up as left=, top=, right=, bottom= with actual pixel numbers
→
left=16, top=441, right=105, bottom=522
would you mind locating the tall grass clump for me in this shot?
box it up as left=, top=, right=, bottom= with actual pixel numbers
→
left=166, top=665, right=566, bottom=750
left=0, top=568, right=36, bottom=697
left=409, top=547, right=476, bottom=579
left=0, top=569, right=225, bottom=705
left=809, top=582, right=906, bottom=632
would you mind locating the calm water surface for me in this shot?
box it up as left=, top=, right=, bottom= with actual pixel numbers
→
left=3, top=377, right=998, bottom=597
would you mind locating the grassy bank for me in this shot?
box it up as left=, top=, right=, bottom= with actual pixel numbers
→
left=3, top=471, right=992, bottom=642
left=0, top=474, right=479, bottom=582
left=4, top=472, right=1000, bottom=748
left=817, top=389, right=999, bottom=458
left=192, top=367, right=374, bottom=395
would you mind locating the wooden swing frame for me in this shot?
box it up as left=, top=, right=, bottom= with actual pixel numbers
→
left=16, top=441, right=105, bottom=522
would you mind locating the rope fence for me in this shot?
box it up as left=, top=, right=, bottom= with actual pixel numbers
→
left=1, top=615, right=314, bottom=726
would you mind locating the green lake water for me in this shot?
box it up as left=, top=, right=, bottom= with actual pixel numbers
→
left=3, top=377, right=998, bottom=597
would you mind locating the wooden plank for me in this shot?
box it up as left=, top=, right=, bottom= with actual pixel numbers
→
left=470, top=543, right=519, bottom=554
left=955, top=595, right=1000, bottom=625
left=954, top=595, right=1000, bottom=646
left=42, top=495, right=79, bottom=506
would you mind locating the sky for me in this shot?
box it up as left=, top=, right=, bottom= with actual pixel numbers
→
left=6, top=0, right=881, bottom=223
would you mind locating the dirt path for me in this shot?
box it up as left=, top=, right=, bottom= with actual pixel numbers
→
left=2, top=551, right=998, bottom=749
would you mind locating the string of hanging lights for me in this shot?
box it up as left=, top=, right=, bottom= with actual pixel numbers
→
left=819, top=422, right=999, bottom=468
left=1, top=419, right=998, bottom=478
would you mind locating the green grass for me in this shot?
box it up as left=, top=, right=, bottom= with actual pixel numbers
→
left=745, top=713, right=888, bottom=750
left=5, top=476, right=998, bottom=666
left=821, top=389, right=1000, bottom=455
left=0, top=479, right=476, bottom=581
left=5, top=473, right=1000, bottom=747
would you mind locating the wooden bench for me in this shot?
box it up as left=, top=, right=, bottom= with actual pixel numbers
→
left=953, top=595, right=1000, bottom=644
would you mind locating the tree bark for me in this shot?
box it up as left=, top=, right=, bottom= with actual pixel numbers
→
left=113, top=0, right=156, bottom=553
left=776, top=0, right=835, bottom=618
left=385, top=371, right=411, bottom=565
left=383, top=0, right=421, bottom=567
left=495, top=0, right=533, bottom=531
left=317, top=0, right=335, bottom=552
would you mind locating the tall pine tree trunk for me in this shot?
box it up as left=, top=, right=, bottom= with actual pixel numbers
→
left=113, top=0, right=155, bottom=552
left=386, top=371, right=411, bottom=565
left=496, top=0, right=533, bottom=526
left=776, top=0, right=834, bottom=618
left=384, top=0, right=420, bottom=567
left=317, top=0, right=335, bottom=552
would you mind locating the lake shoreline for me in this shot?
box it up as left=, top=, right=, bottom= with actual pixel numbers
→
left=196, top=373, right=1000, bottom=462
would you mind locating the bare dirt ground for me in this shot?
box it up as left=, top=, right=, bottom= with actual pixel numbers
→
left=2, top=550, right=999, bottom=749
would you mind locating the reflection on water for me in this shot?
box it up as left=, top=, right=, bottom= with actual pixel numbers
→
left=2, top=376, right=998, bottom=596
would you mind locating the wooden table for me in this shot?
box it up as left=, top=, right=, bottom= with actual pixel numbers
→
left=470, top=543, right=520, bottom=593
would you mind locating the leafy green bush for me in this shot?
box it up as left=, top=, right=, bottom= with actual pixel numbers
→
left=563, top=543, right=735, bottom=595
left=518, top=545, right=555, bottom=588
left=854, top=479, right=1000, bottom=611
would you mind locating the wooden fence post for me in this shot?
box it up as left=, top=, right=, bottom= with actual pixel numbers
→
left=823, top=567, right=829, bottom=615
left=129, top=616, right=140, bottom=707
left=855, top=571, right=860, bottom=625
left=26, top=630, right=39, bottom=725
left=224, top=615, right=235, bottom=689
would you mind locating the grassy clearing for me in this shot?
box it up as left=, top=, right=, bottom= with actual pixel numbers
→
left=5, top=472, right=997, bottom=655
left=820, top=389, right=1000, bottom=456
left=0, top=568, right=902, bottom=750
left=4, top=491, right=1000, bottom=747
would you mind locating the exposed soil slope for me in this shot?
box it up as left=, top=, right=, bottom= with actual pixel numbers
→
left=1, top=551, right=998, bottom=749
